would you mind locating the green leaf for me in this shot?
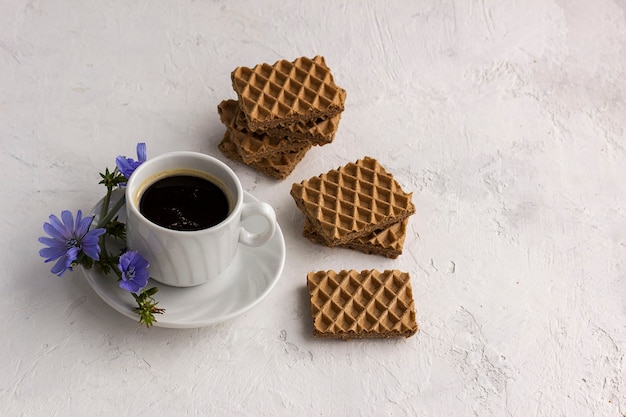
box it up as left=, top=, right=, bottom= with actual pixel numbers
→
left=98, top=167, right=127, bottom=189
left=132, top=289, right=165, bottom=328
left=105, top=219, right=126, bottom=240
left=144, top=287, right=159, bottom=297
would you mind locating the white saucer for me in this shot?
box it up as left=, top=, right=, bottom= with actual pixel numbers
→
left=81, top=191, right=285, bottom=328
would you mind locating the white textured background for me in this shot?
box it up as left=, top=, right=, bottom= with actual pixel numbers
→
left=2, top=1, right=626, bottom=416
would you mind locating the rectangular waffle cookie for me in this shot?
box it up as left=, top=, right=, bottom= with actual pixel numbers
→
left=231, top=56, right=346, bottom=130
left=229, top=99, right=341, bottom=146
left=218, top=130, right=310, bottom=180
left=257, top=114, right=341, bottom=146
left=218, top=99, right=310, bottom=163
left=307, top=269, right=418, bottom=339
left=302, top=218, right=408, bottom=259
left=291, top=156, right=415, bottom=245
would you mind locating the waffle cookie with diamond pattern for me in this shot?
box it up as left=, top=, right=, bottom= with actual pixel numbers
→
left=218, top=130, right=310, bottom=180
left=291, top=157, right=415, bottom=246
left=218, top=99, right=310, bottom=163
left=233, top=104, right=342, bottom=146
left=231, top=56, right=346, bottom=130
left=306, top=269, right=418, bottom=339
left=302, top=218, right=408, bottom=259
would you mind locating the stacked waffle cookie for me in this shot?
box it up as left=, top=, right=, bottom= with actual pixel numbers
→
left=307, top=269, right=418, bottom=339
left=217, top=56, right=346, bottom=179
left=291, top=157, right=415, bottom=258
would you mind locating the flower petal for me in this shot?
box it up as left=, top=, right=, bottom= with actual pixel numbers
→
left=50, top=256, right=71, bottom=276
left=117, top=250, right=150, bottom=293
left=81, top=232, right=103, bottom=249
left=134, top=256, right=150, bottom=270
left=116, top=143, right=147, bottom=179
left=74, top=209, right=83, bottom=230
left=39, top=210, right=108, bottom=275
left=39, top=246, right=66, bottom=261
left=47, top=214, right=70, bottom=238
left=115, top=155, right=130, bottom=169
left=74, top=211, right=93, bottom=237
left=134, top=269, right=150, bottom=287
left=136, top=143, right=147, bottom=163
left=119, top=279, right=141, bottom=293
left=38, top=236, right=64, bottom=248
left=81, top=230, right=104, bottom=261
left=66, top=246, right=80, bottom=266
left=81, top=244, right=100, bottom=261
left=115, top=156, right=134, bottom=178
left=119, top=253, right=132, bottom=271
left=61, top=210, right=75, bottom=231
left=42, top=222, right=64, bottom=240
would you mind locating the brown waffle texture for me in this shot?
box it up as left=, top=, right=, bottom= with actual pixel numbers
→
left=218, top=130, right=310, bottom=180
left=231, top=55, right=346, bottom=130
left=303, top=218, right=408, bottom=259
left=217, top=56, right=345, bottom=179
left=291, top=156, right=415, bottom=245
left=307, top=269, right=418, bottom=339
left=218, top=99, right=309, bottom=163
left=231, top=99, right=342, bottom=146
left=257, top=113, right=342, bottom=146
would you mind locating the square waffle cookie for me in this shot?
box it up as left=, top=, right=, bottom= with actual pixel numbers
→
left=218, top=130, right=310, bottom=180
left=218, top=100, right=309, bottom=163
left=302, top=218, right=408, bottom=259
left=231, top=56, right=346, bottom=130
left=306, top=269, right=418, bottom=339
left=290, top=157, right=415, bottom=246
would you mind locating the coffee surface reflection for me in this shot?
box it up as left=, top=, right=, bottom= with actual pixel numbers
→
left=139, top=175, right=230, bottom=231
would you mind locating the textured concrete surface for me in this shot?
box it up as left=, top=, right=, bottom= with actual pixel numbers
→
left=1, top=1, right=626, bottom=416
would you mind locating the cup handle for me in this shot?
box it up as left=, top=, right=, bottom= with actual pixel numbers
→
left=238, top=201, right=276, bottom=247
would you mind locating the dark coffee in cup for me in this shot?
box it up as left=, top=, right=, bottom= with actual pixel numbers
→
left=126, top=151, right=277, bottom=286
left=139, top=174, right=230, bottom=231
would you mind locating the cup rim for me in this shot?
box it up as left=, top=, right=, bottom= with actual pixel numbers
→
left=125, top=151, right=243, bottom=235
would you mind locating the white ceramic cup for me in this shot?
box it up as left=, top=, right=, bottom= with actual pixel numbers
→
left=125, top=151, right=276, bottom=287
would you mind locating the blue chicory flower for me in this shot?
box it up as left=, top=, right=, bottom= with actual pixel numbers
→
left=115, top=142, right=147, bottom=179
left=118, top=250, right=150, bottom=294
left=39, top=210, right=106, bottom=276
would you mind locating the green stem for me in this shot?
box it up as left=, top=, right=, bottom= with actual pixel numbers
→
left=112, top=266, right=122, bottom=280
left=97, top=186, right=113, bottom=266
left=99, top=187, right=112, bottom=226
left=97, top=193, right=126, bottom=229
left=100, top=232, right=108, bottom=262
